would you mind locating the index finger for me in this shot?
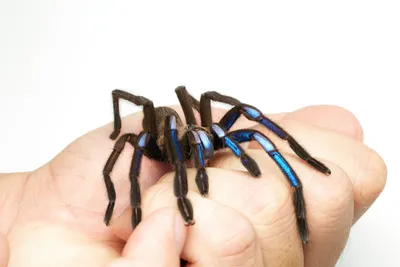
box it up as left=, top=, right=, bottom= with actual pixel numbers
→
left=106, top=208, right=187, bottom=267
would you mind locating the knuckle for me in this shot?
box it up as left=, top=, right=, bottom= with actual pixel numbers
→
left=329, top=105, right=364, bottom=140
left=314, top=165, right=354, bottom=220
left=142, top=173, right=175, bottom=210
left=245, top=176, right=292, bottom=224
left=358, top=148, right=388, bottom=204
left=214, top=216, right=258, bottom=266
left=287, top=105, right=364, bottom=140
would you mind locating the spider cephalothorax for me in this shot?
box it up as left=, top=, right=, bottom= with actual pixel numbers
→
left=103, top=86, right=331, bottom=244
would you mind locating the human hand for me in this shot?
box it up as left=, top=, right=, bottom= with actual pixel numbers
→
left=0, top=105, right=386, bottom=267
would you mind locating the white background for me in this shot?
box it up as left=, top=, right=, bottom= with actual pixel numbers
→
left=0, top=1, right=399, bottom=266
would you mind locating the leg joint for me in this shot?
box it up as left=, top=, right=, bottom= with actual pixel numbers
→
left=112, top=89, right=153, bottom=107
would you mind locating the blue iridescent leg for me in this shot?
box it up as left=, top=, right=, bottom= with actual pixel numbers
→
left=211, top=123, right=261, bottom=177
left=129, top=131, right=152, bottom=230
left=165, top=115, right=195, bottom=226
left=187, top=130, right=209, bottom=196
left=219, top=104, right=331, bottom=176
left=229, top=129, right=309, bottom=243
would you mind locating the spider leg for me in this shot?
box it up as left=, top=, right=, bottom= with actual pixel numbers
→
left=175, top=86, right=198, bottom=125
left=103, top=133, right=136, bottom=226
left=187, top=130, right=209, bottom=196
left=197, top=90, right=330, bottom=175
left=129, top=131, right=151, bottom=229
left=220, top=104, right=331, bottom=175
left=103, top=131, right=154, bottom=230
left=109, top=89, right=157, bottom=140
left=228, top=129, right=309, bottom=243
left=211, top=123, right=261, bottom=177
left=165, top=115, right=195, bottom=226
left=199, top=91, right=241, bottom=127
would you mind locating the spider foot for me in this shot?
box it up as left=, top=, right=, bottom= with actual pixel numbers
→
left=307, top=158, right=331, bottom=175
left=196, top=167, right=209, bottom=196
left=241, top=154, right=261, bottom=177
left=109, top=130, right=120, bottom=140
left=104, top=201, right=115, bottom=226
left=293, top=186, right=309, bottom=244
left=287, top=136, right=331, bottom=175
left=131, top=206, right=142, bottom=230
left=297, top=218, right=309, bottom=244
left=177, top=197, right=195, bottom=226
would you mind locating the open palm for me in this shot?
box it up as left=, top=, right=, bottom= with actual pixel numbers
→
left=0, top=105, right=387, bottom=267
left=1, top=108, right=173, bottom=266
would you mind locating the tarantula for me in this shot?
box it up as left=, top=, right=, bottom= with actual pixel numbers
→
left=103, top=86, right=331, bottom=244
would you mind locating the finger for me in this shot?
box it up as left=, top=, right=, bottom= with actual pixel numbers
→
left=0, top=233, right=9, bottom=267
left=246, top=118, right=386, bottom=222
left=113, top=172, right=265, bottom=267
left=223, top=104, right=382, bottom=224
left=299, top=158, right=354, bottom=267
left=106, top=208, right=187, bottom=267
left=283, top=105, right=364, bottom=141
left=210, top=149, right=353, bottom=267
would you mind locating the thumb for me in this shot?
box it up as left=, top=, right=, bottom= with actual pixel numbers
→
left=0, top=233, right=9, bottom=267
left=106, top=208, right=187, bottom=267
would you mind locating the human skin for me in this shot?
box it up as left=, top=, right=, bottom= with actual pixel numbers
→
left=0, top=105, right=387, bottom=267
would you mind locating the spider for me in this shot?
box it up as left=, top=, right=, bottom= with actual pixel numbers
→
left=102, top=86, right=331, bottom=244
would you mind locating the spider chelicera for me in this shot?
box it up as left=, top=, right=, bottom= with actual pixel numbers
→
left=103, top=86, right=331, bottom=244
